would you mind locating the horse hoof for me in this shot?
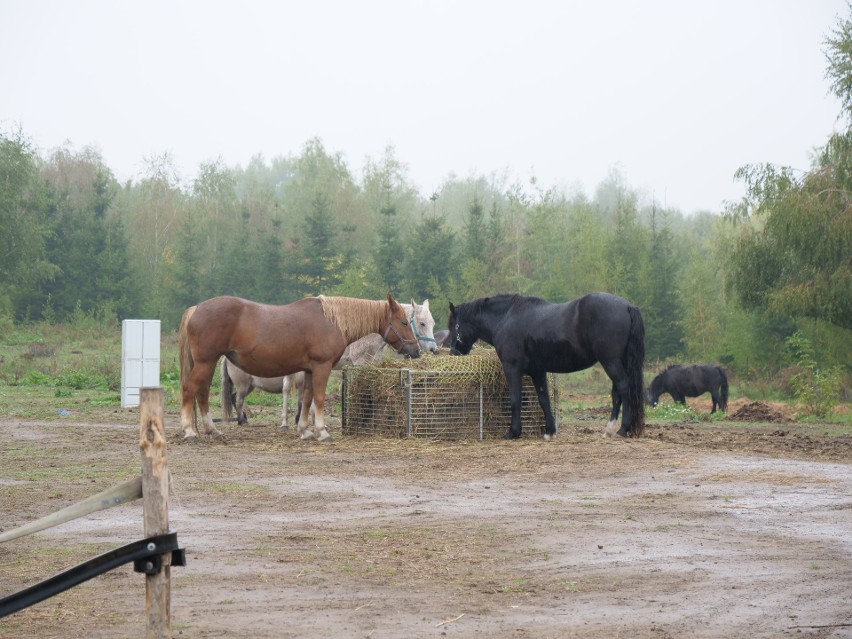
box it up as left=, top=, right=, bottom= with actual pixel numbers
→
left=543, top=433, right=553, bottom=442
left=317, top=430, right=331, bottom=442
left=502, top=432, right=521, bottom=440
left=603, top=420, right=619, bottom=437
left=182, top=434, right=198, bottom=442
left=299, top=431, right=316, bottom=441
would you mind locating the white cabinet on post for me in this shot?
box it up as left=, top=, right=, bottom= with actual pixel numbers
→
left=121, top=319, right=161, bottom=408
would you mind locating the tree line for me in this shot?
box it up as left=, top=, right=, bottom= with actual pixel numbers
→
left=1, top=12, right=850, bottom=383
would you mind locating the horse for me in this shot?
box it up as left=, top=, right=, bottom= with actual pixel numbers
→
left=447, top=292, right=645, bottom=440
left=433, top=329, right=452, bottom=348
left=220, top=300, right=439, bottom=427
left=179, top=293, right=420, bottom=442
left=646, top=364, right=729, bottom=413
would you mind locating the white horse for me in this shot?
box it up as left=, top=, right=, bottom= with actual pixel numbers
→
left=221, top=299, right=438, bottom=430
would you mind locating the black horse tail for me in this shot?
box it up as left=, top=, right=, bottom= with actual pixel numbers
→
left=718, top=366, right=729, bottom=412
left=626, top=305, right=646, bottom=436
left=221, top=359, right=235, bottom=422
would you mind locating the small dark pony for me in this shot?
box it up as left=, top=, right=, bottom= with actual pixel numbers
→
left=647, top=364, right=729, bottom=413
left=448, top=292, right=645, bottom=439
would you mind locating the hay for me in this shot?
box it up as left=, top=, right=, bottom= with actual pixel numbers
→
left=342, top=347, right=556, bottom=440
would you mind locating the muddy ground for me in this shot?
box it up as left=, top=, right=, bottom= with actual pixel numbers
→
left=1, top=398, right=851, bottom=639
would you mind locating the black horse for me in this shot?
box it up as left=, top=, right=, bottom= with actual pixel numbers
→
left=647, top=364, right=729, bottom=413
left=447, top=292, right=646, bottom=440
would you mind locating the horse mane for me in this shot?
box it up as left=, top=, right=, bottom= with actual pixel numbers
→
left=317, top=296, right=387, bottom=341
left=467, top=293, right=547, bottom=316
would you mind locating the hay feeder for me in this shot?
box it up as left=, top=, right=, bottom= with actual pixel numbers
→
left=341, top=348, right=557, bottom=439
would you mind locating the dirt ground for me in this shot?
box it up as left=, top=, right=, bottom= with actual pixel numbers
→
left=1, top=398, right=851, bottom=639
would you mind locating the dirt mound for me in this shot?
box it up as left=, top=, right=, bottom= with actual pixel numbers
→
left=729, top=401, right=789, bottom=423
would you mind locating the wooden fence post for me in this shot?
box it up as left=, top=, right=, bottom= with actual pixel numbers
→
left=139, top=387, right=171, bottom=639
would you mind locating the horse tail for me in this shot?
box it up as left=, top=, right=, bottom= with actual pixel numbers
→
left=625, top=305, right=646, bottom=436
left=178, top=305, right=198, bottom=430
left=221, top=359, right=235, bottom=422
left=718, top=366, right=729, bottom=412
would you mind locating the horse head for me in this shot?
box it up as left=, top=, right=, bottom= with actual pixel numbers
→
left=447, top=301, right=476, bottom=356
left=410, top=298, right=439, bottom=354
left=384, top=293, right=421, bottom=358
left=646, top=373, right=664, bottom=407
left=646, top=389, right=659, bottom=407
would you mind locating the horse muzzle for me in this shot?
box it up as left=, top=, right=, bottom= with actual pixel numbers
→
left=384, top=322, right=421, bottom=358
left=399, top=341, right=421, bottom=358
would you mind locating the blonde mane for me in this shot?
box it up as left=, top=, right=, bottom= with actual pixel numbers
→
left=317, top=296, right=388, bottom=341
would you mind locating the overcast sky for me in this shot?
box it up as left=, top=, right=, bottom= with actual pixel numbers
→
left=1, top=1, right=846, bottom=214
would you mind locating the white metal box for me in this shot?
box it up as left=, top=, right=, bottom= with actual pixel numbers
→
left=121, top=319, right=161, bottom=407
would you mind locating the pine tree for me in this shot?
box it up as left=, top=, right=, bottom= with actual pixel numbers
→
left=643, top=207, right=685, bottom=360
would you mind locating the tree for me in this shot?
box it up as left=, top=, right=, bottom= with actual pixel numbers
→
left=373, top=203, right=405, bottom=294
left=126, top=153, right=186, bottom=318
left=604, top=187, right=646, bottom=304
left=825, top=6, right=852, bottom=124
left=297, top=193, right=346, bottom=294
left=726, top=8, right=852, bottom=331
left=0, top=129, right=55, bottom=319
left=403, top=213, right=457, bottom=306
left=563, top=196, right=608, bottom=297
left=38, top=146, right=135, bottom=321
left=642, top=207, right=685, bottom=360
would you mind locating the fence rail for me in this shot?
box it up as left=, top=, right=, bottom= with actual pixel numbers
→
left=0, top=388, right=182, bottom=638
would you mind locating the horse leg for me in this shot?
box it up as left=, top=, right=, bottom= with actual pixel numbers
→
left=602, top=381, right=624, bottom=437
left=530, top=370, right=557, bottom=441
left=710, top=391, right=718, bottom=414
left=281, top=375, right=291, bottom=429
left=297, top=372, right=314, bottom=439
left=304, top=365, right=333, bottom=442
left=179, top=397, right=198, bottom=440
left=180, top=366, right=209, bottom=440
left=182, top=361, right=222, bottom=439
left=600, top=362, right=631, bottom=438
left=235, top=387, right=249, bottom=426
left=502, top=364, right=524, bottom=439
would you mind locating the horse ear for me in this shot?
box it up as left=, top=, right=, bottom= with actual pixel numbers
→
left=387, top=292, right=399, bottom=310
left=449, top=302, right=455, bottom=315
left=422, top=299, right=430, bottom=311
left=410, top=298, right=417, bottom=309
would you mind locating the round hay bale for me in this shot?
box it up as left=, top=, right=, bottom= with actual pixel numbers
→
left=342, top=348, right=555, bottom=439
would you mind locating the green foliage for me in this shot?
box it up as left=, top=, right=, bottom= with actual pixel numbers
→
left=0, top=128, right=57, bottom=320
left=786, top=331, right=843, bottom=418
left=825, top=6, right=852, bottom=123
left=642, top=207, right=685, bottom=360
left=20, top=369, right=110, bottom=390
left=647, top=400, right=700, bottom=422
left=403, top=214, right=458, bottom=302
left=728, top=158, right=852, bottom=330
left=726, top=8, right=852, bottom=332
left=4, top=12, right=851, bottom=390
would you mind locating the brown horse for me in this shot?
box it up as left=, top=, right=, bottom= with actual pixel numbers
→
left=179, top=294, right=420, bottom=441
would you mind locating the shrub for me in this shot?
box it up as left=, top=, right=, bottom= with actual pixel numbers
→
left=786, top=332, right=843, bottom=418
